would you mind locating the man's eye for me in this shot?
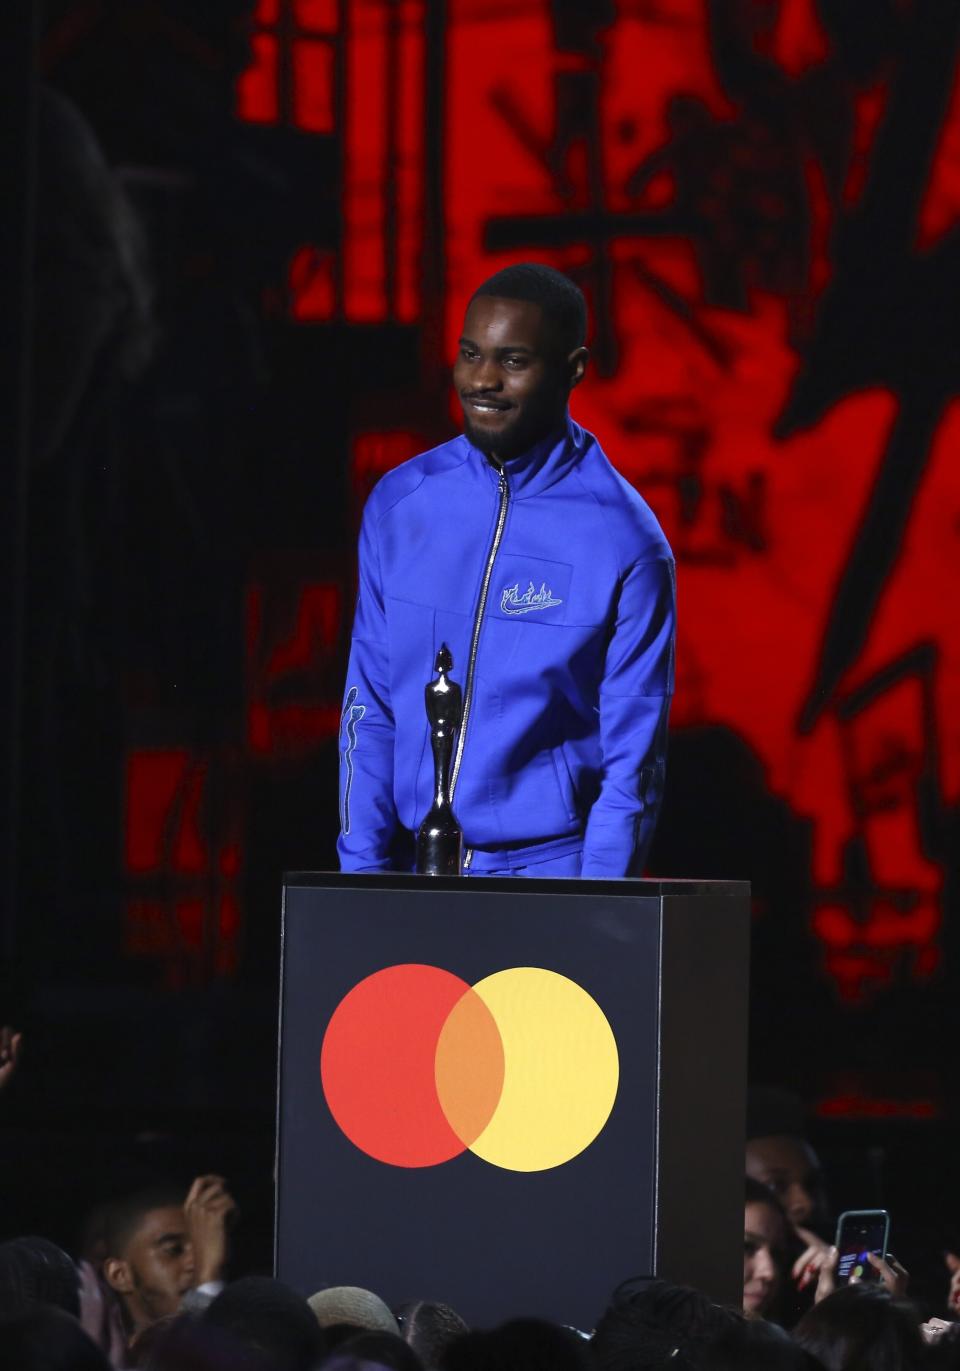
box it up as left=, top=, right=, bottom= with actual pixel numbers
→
left=744, top=1241, right=759, bottom=1256
left=503, top=356, right=526, bottom=368
left=460, top=348, right=477, bottom=360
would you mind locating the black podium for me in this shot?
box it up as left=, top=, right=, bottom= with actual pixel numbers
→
left=276, top=873, right=749, bottom=1329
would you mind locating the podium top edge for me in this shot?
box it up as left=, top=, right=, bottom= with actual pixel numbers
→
left=282, top=871, right=750, bottom=897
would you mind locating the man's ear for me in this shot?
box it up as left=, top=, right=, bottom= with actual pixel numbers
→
left=567, top=346, right=589, bottom=390
left=103, top=1256, right=134, bottom=1295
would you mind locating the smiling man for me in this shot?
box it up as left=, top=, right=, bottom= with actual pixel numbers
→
left=338, top=262, right=675, bottom=877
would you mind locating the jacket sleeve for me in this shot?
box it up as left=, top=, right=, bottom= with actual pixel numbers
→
left=580, top=556, right=676, bottom=878
left=336, top=502, right=399, bottom=871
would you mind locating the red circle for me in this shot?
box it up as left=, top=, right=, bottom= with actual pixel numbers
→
left=320, top=964, right=474, bottom=1167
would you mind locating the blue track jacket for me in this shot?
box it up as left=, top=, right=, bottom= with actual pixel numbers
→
left=337, top=418, right=675, bottom=877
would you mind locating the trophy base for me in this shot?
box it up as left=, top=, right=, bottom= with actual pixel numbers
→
left=415, top=821, right=463, bottom=877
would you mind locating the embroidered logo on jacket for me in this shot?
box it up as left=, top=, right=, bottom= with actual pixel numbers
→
left=500, top=581, right=563, bottom=616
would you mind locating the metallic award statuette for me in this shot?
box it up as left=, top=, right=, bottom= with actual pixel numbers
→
left=415, top=644, right=464, bottom=876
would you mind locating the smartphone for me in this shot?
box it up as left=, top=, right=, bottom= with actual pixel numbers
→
left=834, top=1209, right=890, bottom=1285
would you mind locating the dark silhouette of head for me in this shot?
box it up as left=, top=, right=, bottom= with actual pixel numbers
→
left=0, top=1236, right=80, bottom=1319
left=0, top=1305, right=111, bottom=1371
left=334, top=1329, right=424, bottom=1371
left=202, top=1276, right=321, bottom=1371
left=396, top=1299, right=469, bottom=1368
left=591, top=1278, right=743, bottom=1371
left=441, top=1317, right=591, bottom=1371
left=792, top=1286, right=923, bottom=1371
left=701, top=1319, right=824, bottom=1371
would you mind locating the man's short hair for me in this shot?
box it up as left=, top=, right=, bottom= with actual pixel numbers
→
left=102, top=1184, right=185, bottom=1260
left=471, top=263, right=587, bottom=354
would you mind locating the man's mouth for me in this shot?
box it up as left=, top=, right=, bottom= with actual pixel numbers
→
left=464, top=396, right=512, bottom=414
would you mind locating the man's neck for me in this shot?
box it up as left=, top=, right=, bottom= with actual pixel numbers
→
left=478, top=418, right=569, bottom=472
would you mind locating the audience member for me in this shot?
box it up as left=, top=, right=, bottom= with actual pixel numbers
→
left=201, top=1274, right=322, bottom=1371
left=746, top=1089, right=830, bottom=1234
left=309, top=1284, right=400, bottom=1334
left=0, top=1304, right=112, bottom=1371
left=744, top=1178, right=791, bottom=1321
left=592, top=1278, right=742, bottom=1371
left=946, top=1253, right=960, bottom=1317
left=102, top=1174, right=236, bottom=1346
left=334, top=1328, right=424, bottom=1371
left=0, top=1024, right=22, bottom=1092
left=792, top=1286, right=923, bottom=1371
left=700, top=1319, right=825, bottom=1370
left=78, top=1198, right=129, bottom=1365
left=395, top=1299, right=469, bottom=1368
left=0, top=1234, right=80, bottom=1318
left=135, top=1310, right=274, bottom=1371
left=440, top=1317, right=591, bottom=1371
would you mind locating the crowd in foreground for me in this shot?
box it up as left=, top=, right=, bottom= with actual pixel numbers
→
left=3, top=1082, right=960, bottom=1370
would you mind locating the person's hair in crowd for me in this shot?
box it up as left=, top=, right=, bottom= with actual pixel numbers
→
left=470, top=263, right=587, bottom=357
left=309, top=1284, right=400, bottom=1335
left=334, top=1328, right=425, bottom=1371
left=440, top=1317, right=591, bottom=1371
left=201, top=1275, right=322, bottom=1371
left=136, top=1311, right=270, bottom=1371
left=395, top=1299, right=469, bottom=1368
left=792, top=1286, right=924, bottom=1371
left=0, top=1235, right=80, bottom=1320
left=591, top=1278, right=742, bottom=1371
left=700, top=1319, right=825, bottom=1371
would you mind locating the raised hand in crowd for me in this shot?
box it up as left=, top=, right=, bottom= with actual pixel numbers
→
left=795, top=1243, right=909, bottom=1306
left=794, top=1240, right=837, bottom=1300
left=183, top=1173, right=237, bottom=1288
left=0, top=1025, right=22, bottom=1092
left=792, top=1226, right=831, bottom=1288
left=863, top=1251, right=910, bottom=1297
left=945, top=1251, right=960, bottom=1314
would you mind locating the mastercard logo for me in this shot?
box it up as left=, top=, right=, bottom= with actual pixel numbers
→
left=320, top=964, right=620, bottom=1172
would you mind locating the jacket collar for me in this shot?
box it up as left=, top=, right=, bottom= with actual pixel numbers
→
left=462, top=417, right=587, bottom=499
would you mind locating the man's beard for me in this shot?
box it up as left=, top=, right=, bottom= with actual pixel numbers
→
left=461, top=408, right=563, bottom=464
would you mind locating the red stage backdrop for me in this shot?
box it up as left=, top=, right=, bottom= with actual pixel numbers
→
left=223, top=2, right=960, bottom=1068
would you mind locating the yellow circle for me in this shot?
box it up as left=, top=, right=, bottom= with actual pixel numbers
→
left=466, top=967, right=619, bottom=1172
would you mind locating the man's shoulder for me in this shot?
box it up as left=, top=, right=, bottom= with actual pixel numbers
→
left=365, top=435, right=470, bottom=522
left=574, top=428, right=673, bottom=565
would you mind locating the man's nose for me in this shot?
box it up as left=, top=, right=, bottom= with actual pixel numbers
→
left=473, top=357, right=502, bottom=390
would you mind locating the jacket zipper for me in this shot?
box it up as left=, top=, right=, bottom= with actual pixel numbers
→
left=450, top=469, right=509, bottom=803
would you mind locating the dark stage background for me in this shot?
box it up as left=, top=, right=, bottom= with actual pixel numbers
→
left=2, top=0, right=960, bottom=1300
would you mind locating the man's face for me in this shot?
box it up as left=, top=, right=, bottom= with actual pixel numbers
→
left=454, top=295, right=586, bottom=462
left=746, top=1134, right=827, bottom=1229
left=106, top=1205, right=196, bottom=1334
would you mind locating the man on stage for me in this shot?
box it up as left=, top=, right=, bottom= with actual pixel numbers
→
left=338, top=263, right=675, bottom=878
